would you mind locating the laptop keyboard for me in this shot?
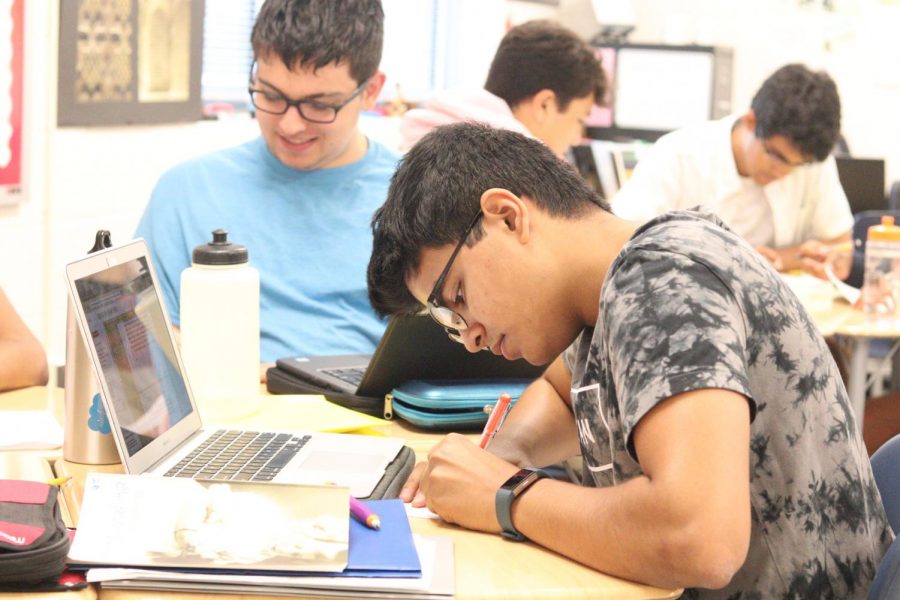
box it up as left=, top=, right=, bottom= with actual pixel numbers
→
left=319, top=366, right=366, bottom=386
left=164, top=430, right=311, bottom=482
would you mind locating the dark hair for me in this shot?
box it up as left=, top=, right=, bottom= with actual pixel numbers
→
left=251, top=0, right=383, bottom=84
left=485, top=20, right=607, bottom=111
left=368, top=123, right=608, bottom=317
left=751, top=63, right=840, bottom=161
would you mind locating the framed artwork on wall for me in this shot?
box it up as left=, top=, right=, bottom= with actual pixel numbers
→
left=57, top=0, right=204, bottom=126
left=0, top=0, right=24, bottom=204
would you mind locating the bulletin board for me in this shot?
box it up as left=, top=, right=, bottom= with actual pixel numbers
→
left=0, top=0, right=24, bottom=205
left=57, top=0, right=204, bottom=126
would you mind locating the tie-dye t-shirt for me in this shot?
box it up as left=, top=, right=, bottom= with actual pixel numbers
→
left=568, top=209, right=891, bottom=599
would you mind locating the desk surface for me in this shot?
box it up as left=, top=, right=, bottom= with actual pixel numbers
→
left=1, top=387, right=680, bottom=600
left=806, top=298, right=900, bottom=338
left=783, top=273, right=900, bottom=339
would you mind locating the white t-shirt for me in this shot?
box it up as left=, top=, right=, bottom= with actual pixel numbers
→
left=611, top=116, right=853, bottom=248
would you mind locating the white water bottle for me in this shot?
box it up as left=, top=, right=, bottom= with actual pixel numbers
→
left=180, top=229, right=260, bottom=422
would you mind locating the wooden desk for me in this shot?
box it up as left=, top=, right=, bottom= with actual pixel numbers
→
left=1, top=387, right=679, bottom=599
left=819, top=303, right=900, bottom=428
left=784, top=274, right=900, bottom=429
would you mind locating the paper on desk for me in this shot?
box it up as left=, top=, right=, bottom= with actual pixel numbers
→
left=87, top=535, right=455, bottom=598
left=211, top=394, right=385, bottom=433
left=70, top=473, right=350, bottom=573
left=405, top=504, right=440, bottom=520
left=0, top=410, right=63, bottom=450
left=824, top=263, right=862, bottom=305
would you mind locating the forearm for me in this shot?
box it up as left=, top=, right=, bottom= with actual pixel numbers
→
left=0, top=288, right=49, bottom=391
left=0, top=338, right=49, bottom=392
left=771, top=231, right=852, bottom=274
left=420, top=392, right=749, bottom=589
left=488, top=357, right=579, bottom=467
left=513, top=474, right=744, bottom=590
left=511, top=390, right=751, bottom=589
left=770, top=243, right=807, bottom=273
left=489, top=379, right=578, bottom=467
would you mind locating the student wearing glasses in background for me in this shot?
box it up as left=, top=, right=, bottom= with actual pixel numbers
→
left=135, top=0, right=396, bottom=369
left=612, top=64, right=852, bottom=279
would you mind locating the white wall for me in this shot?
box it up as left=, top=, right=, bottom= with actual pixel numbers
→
left=606, top=0, right=900, bottom=183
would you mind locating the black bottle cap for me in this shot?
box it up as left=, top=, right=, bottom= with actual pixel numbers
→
left=89, top=230, right=112, bottom=254
left=192, top=229, right=249, bottom=266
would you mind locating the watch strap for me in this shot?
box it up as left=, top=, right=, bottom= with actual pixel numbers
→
left=495, top=468, right=548, bottom=541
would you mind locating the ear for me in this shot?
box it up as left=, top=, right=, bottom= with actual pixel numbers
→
left=531, top=89, right=558, bottom=123
left=360, top=72, right=387, bottom=110
left=479, top=188, right=531, bottom=244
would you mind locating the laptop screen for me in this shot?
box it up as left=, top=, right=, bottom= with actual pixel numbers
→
left=73, top=255, right=193, bottom=457
left=835, top=156, right=886, bottom=214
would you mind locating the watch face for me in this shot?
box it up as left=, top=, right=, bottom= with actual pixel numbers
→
left=505, top=469, right=540, bottom=495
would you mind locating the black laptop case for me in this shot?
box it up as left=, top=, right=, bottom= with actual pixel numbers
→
left=265, top=364, right=385, bottom=417
left=266, top=315, right=545, bottom=418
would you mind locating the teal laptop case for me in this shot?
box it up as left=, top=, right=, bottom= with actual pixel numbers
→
left=386, top=379, right=531, bottom=430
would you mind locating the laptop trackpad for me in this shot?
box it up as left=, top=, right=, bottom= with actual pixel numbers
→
left=278, top=450, right=389, bottom=497
left=300, top=451, right=389, bottom=473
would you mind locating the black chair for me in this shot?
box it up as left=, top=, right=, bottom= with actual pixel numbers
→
left=868, top=433, right=900, bottom=599
left=869, top=534, right=900, bottom=599
left=871, top=433, right=900, bottom=535
left=888, top=181, right=900, bottom=212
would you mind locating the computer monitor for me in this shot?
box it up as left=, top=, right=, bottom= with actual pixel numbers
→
left=835, top=156, right=886, bottom=214
left=586, top=43, right=733, bottom=142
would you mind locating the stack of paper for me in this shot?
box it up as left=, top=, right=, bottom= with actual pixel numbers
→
left=87, top=535, right=453, bottom=599
left=70, top=474, right=453, bottom=598
left=70, top=473, right=353, bottom=573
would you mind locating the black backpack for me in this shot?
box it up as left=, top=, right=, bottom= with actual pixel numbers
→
left=0, top=480, right=71, bottom=590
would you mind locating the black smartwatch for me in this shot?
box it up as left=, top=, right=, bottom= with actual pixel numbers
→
left=495, top=468, right=548, bottom=541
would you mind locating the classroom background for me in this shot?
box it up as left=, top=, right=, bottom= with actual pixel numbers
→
left=1, top=0, right=899, bottom=374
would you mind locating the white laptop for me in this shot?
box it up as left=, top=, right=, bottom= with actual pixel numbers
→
left=64, top=239, right=404, bottom=498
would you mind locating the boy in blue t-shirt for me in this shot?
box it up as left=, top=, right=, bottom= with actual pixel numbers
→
left=135, top=0, right=396, bottom=364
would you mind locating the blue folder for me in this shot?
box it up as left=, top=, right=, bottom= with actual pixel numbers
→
left=343, top=499, right=421, bottom=577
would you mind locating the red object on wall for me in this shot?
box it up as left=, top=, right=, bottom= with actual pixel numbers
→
left=0, top=0, right=23, bottom=194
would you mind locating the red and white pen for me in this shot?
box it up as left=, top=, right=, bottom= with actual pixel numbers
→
left=479, top=393, right=513, bottom=450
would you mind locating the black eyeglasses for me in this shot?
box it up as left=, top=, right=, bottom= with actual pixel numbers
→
left=427, top=211, right=483, bottom=342
left=762, top=139, right=812, bottom=168
left=248, top=75, right=370, bottom=124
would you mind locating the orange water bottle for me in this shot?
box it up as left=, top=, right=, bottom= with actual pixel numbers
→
left=863, top=216, right=900, bottom=328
